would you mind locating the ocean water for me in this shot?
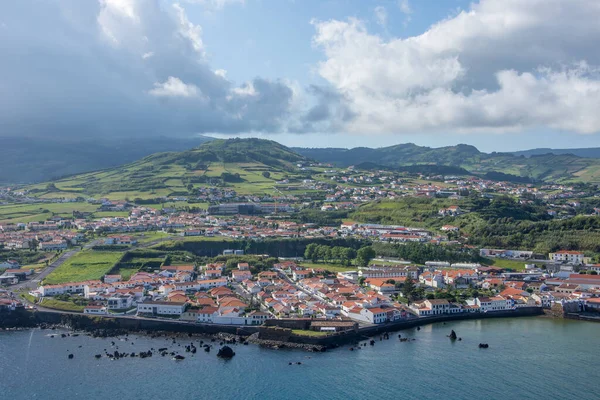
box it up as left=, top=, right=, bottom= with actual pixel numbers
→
left=1, top=317, right=599, bottom=400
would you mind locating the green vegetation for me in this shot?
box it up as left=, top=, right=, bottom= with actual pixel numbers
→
left=353, top=196, right=600, bottom=254
left=291, top=329, right=330, bottom=337
left=23, top=138, right=316, bottom=199
left=0, top=136, right=212, bottom=184
left=155, top=237, right=366, bottom=258
left=296, top=143, right=600, bottom=183
left=298, top=262, right=356, bottom=273
left=110, top=249, right=167, bottom=280
left=44, top=250, right=124, bottom=284
left=356, top=246, right=376, bottom=267
left=303, top=243, right=356, bottom=265
left=483, top=258, right=529, bottom=271
left=40, top=298, right=85, bottom=312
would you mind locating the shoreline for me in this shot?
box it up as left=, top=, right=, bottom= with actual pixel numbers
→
left=1, top=307, right=549, bottom=351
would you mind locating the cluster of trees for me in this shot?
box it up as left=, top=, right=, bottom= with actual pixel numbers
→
left=304, top=243, right=356, bottom=265
left=303, top=244, right=376, bottom=267
left=371, top=242, right=481, bottom=265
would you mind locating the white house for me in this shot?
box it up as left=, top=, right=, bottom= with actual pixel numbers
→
left=137, top=301, right=187, bottom=316
left=549, top=251, right=585, bottom=264
left=84, top=305, right=107, bottom=315
left=107, top=294, right=134, bottom=310
left=468, top=296, right=509, bottom=312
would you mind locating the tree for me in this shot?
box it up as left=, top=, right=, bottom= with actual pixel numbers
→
left=304, top=243, right=319, bottom=263
left=358, top=276, right=366, bottom=286
left=316, top=245, right=332, bottom=263
left=403, top=276, right=416, bottom=302
left=356, top=246, right=376, bottom=267
left=262, top=171, right=271, bottom=179
left=342, top=248, right=357, bottom=266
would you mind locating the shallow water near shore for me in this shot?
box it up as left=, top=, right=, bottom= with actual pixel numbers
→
left=1, top=317, right=599, bottom=400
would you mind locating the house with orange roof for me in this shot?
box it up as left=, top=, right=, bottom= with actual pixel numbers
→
left=231, top=269, right=252, bottom=282
left=549, top=251, right=586, bottom=264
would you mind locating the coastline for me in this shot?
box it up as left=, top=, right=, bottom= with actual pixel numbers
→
left=1, top=307, right=547, bottom=350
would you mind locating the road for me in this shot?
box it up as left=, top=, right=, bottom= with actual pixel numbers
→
left=11, top=239, right=103, bottom=291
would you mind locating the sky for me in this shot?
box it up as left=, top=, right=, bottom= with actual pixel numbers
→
left=2, top=0, right=600, bottom=152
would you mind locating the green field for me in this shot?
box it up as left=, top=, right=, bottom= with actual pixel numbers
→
left=483, top=257, right=528, bottom=271
left=0, top=202, right=132, bottom=224
left=44, top=250, right=124, bottom=284
left=299, top=262, right=356, bottom=273
left=291, top=329, right=330, bottom=337
left=40, top=298, right=84, bottom=312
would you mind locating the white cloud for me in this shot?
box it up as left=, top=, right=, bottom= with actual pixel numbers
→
left=231, top=81, right=258, bottom=97
left=184, top=0, right=244, bottom=11
left=149, top=76, right=200, bottom=97
left=142, top=51, right=154, bottom=59
left=398, top=0, right=411, bottom=15
left=214, top=69, right=227, bottom=78
left=311, top=0, right=600, bottom=135
left=374, top=6, right=387, bottom=27
left=173, top=3, right=204, bottom=54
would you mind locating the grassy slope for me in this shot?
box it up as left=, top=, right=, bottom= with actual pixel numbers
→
left=40, top=298, right=85, bottom=312
left=23, top=139, right=315, bottom=200
left=44, top=250, right=124, bottom=284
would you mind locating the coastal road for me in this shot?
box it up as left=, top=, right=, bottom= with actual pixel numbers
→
left=10, top=239, right=105, bottom=292
left=12, top=250, right=78, bottom=291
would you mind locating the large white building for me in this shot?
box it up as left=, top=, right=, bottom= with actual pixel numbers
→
left=549, top=251, right=585, bottom=264
left=468, top=296, right=509, bottom=312
left=137, top=301, right=187, bottom=316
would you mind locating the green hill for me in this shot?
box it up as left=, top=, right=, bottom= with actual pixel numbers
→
left=0, top=136, right=213, bottom=184
left=295, top=143, right=600, bottom=183
left=25, top=138, right=311, bottom=199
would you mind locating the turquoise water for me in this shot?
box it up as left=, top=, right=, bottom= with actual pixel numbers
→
left=1, top=317, right=599, bottom=400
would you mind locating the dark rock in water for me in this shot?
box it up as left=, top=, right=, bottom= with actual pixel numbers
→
left=61, top=334, right=67, bottom=338
left=296, top=362, right=302, bottom=365
left=173, top=355, right=185, bottom=361
left=369, top=340, right=375, bottom=346
left=289, top=362, right=292, bottom=365
left=243, top=342, right=249, bottom=346
left=72, top=334, right=79, bottom=337
left=68, top=354, right=74, bottom=359
left=398, top=334, right=402, bottom=339
left=417, top=326, right=421, bottom=331
left=349, top=347, right=354, bottom=351
left=95, top=354, right=102, bottom=359
left=191, top=348, right=197, bottom=354
left=478, top=343, right=489, bottom=349
left=217, top=346, right=235, bottom=359
left=204, top=347, right=210, bottom=353
left=449, top=330, right=457, bottom=340
left=458, top=338, right=462, bottom=341
left=158, top=348, right=167, bottom=352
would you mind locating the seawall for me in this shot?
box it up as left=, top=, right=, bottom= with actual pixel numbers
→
left=1, top=307, right=544, bottom=347
left=0, top=310, right=260, bottom=337
left=277, top=308, right=544, bottom=347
